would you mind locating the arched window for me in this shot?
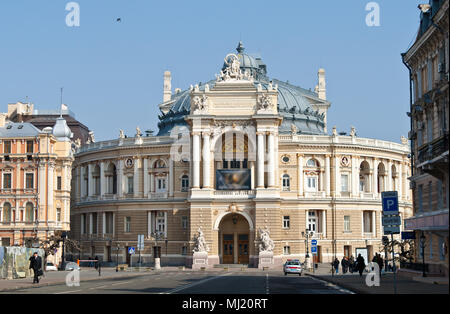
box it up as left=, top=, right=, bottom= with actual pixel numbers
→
left=307, top=159, right=318, bottom=167
left=154, top=160, right=166, bottom=169
left=2, top=203, right=11, bottom=222
left=359, top=161, right=370, bottom=192
left=181, top=175, right=189, bottom=192
left=282, top=174, right=290, bottom=191
left=25, top=202, right=34, bottom=222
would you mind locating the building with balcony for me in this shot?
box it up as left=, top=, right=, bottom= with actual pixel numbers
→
left=0, top=116, right=74, bottom=261
left=70, top=43, right=412, bottom=267
left=402, top=0, right=449, bottom=277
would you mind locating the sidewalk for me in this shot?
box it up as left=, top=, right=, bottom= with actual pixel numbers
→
left=0, top=268, right=153, bottom=292
left=307, top=272, right=449, bottom=294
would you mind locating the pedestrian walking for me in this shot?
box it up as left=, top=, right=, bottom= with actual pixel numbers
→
left=341, top=257, right=348, bottom=274
left=29, top=252, right=42, bottom=284
left=349, top=255, right=355, bottom=273
left=356, top=254, right=366, bottom=277
left=377, top=254, right=384, bottom=276
left=94, top=255, right=99, bottom=270
left=333, top=258, right=340, bottom=274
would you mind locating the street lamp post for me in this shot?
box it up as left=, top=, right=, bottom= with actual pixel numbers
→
left=302, top=230, right=312, bottom=271
left=116, top=243, right=120, bottom=272
left=420, top=232, right=427, bottom=277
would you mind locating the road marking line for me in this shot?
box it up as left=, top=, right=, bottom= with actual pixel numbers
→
left=111, top=281, right=131, bottom=286
left=162, top=272, right=232, bottom=294
left=307, top=276, right=355, bottom=294
left=54, top=289, right=82, bottom=294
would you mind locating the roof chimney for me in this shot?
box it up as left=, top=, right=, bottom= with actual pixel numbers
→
left=317, top=68, right=326, bottom=100
left=163, top=71, right=172, bottom=103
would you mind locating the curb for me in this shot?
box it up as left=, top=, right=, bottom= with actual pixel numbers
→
left=0, top=272, right=152, bottom=293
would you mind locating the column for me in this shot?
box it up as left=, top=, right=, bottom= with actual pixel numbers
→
left=250, top=161, right=255, bottom=190
left=150, top=173, right=155, bottom=195
left=112, top=213, right=116, bottom=236
left=373, top=158, right=378, bottom=195
left=202, top=132, right=211, bottom=188
left=80, top=166, right=86, bottom=198
left=169, top=158, right=174, bottom=196
left=319, top=169, right=324, bottom=192
left=16, top=164, right=21, bottom=190
left=372, top=211, right=376, bottom=237
left=143, top=158, right=149, bottom=197
left=399, top=162, right=403, bottom=199
left=322, top=210, right=327, bottom=238
left=88, top=164, right=94, bottom=197
left=48, top=162, right=54, bottom=215
left=118, top=160, right=124, bottom=197
left=325, top=155, right=330, bottom=196
left=89, top=213, right=93, bottom=235
left=192, top=133, right=200, bottom=188
left=147, top=211, right=153, bottom=237
left=387, top=160, right=392, bottom=191
left=102, top=212, right=106, bottom=235
left=297, top=154, right=304, bottom=197
left=100, top=162, right=106, bottom=197
left=352, top=156, right=359, bottom=197
left=257, top=132, right=265, bottom=188
left=134, top=158, right=139, bottom=197
left=267, top=132, right=275, bottom=188
left=334, top=156, right=341, bottom=197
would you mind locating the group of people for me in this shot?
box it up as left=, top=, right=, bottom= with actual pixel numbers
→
left=332, top=253, right=369, bottom=276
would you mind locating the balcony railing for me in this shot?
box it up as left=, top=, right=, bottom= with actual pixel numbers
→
left=213, top=190, right=256, bottom=198
left=418, top=133, right=449, bottom=164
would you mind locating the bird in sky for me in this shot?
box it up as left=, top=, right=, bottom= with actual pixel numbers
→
left=116, top=18, right=121, bottom=23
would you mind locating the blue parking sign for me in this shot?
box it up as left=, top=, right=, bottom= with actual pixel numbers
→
left=382, top=191, right=399, bottom=215
left=311, top=246, right=317, bottom=253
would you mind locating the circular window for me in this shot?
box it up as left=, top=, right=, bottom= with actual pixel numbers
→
left=125, top=158, right=134, bottom=168
left=282, top=156, right=290, bottom=163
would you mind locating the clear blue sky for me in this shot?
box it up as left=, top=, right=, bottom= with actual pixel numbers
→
left=0, top=0, right=423, bottom=142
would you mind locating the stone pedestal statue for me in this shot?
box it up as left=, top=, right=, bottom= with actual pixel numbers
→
left=257, top=228, right=281, bottom=269
left=192, top=227, right=210, bottom=270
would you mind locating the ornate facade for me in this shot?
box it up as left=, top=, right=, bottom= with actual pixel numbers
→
left=71, top=43, right=412, bottom=267
left=0, top=117, right=73, bottom=253
left=402, top=0, right=449, bottom=277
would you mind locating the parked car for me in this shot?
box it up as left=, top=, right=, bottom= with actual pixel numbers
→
left=284, top=259, right=303, bottom=276
left=65, top=262, right=80, bottom=271
left=45, top=262, right=58, bottom=271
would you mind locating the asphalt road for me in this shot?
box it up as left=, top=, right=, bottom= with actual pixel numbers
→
left=2, top=270, right=352, bottom=294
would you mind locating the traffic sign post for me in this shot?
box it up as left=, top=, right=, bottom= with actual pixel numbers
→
left=128, top=247, right=135, bottom=268
left=311, top=240, right=318, bottom=274
left=381, top=191, right=400, bottom=294
left=137, top=235, right=145, bottom=266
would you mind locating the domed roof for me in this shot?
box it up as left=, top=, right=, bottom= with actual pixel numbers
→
left=158, top=43, right=326, bottom=136
left=53, top=117, right=72, bottom=141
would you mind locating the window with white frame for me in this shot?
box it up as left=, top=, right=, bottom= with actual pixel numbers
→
left=56, top=208, right=61, bottom=223
left=307, top=159, right=317, bottom=167
left=341, top=174, right=349, bottom=192
left=363, top=211, right=373, bottom=233
left=282, top=174, right=290, bottom=191
left=25, top=202, right=34, bottom=222
left=439, top=237, right=445, bottom=261
left=157, top=177, right=167, bottom=192
left=127, top=176, right=134, bottom=194
left=2, top=203, right=12, bottom=222
left=181, top=175, right=189, bottom=192
left=283, top=216, right=290, bottom=229
left=156, top=212, right=166, bottom=234
left=306, top=176, right=317, bottom=192
left=308, top=211, right=316, bottom=233
left=124, top=216, right=131, bottom=233
left=344, top=216, right=351, bottom=232
left=283, top=246, right=291, bottom=255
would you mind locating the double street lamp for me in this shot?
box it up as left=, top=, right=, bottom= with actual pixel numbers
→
left=302, top=230, right=314, bottom=270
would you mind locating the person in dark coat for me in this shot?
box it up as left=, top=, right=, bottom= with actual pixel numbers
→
left=29, top=252, right=42, bottom=284
left=349, top=255, right=355, bottom=273
left=377, top=254, right=384, bottom=276
left=356, top=254, right=366, bottom=277
left=341, top=257, right=348, bottom=274
left=332, top=258, right=340, bottom=274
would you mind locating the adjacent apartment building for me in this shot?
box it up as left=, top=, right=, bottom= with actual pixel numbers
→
left=402, top=0, right=449, bottom=277
left=0, top=115, right=73, bottom=251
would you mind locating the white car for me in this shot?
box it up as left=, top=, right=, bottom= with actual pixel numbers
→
left=65, top=262, right=81, bottom=271
left=45, top=262, right=58, bottom=271
left=284, top=259, right=303, bottom=276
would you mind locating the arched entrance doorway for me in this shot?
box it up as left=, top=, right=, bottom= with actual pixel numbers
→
left=218, top=213, right=250, bottom=264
